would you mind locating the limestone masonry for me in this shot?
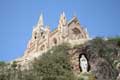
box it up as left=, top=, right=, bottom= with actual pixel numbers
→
left=17, top=12, right=89, bottom=63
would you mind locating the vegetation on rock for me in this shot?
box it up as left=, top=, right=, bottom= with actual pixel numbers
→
left=78, top=72, right=96, bottom=80
left=0, top=37, right=120, bottom=80
left=0, top=43, right=76, bottom=80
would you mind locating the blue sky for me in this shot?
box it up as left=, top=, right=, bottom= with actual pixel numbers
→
left=0, top=0, right=120, bottom=61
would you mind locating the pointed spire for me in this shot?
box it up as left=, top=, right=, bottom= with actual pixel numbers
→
left=61, top=11, right=67, bottom=25
left=58, top=12, right=67, bottom=31
left=73, top=11, right=77, bottom=17
left=38, top=13, right=43, bottom=26
left=62, top=11, right=65, bottom=18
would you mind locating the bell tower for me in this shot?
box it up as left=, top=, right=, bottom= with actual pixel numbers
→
left=58, top=12, right=68, bottom=37
left=32, top=13, right=44, bottom=41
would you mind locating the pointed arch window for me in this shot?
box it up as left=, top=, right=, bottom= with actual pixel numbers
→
left=34, top=32, right=37, bottom=39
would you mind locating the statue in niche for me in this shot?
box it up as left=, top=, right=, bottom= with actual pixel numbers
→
left=78, top=53, right=96, bottom=80
left=79, top=53, right=90, bottom=73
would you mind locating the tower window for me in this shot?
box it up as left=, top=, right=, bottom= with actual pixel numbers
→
left=53, top=38, right=57, bottom=45
left=34, top=36, right=37, bottom=39
left=41, top=32, right=43, bottom=36
left=34, top=32, right=37, bottom=39
left=43, top=36, right=45, bottom=39
left=40, top=45, right=45, bottom=51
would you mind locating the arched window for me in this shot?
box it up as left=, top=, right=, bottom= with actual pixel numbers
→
left=40, top=45, right=45, bottom=51
left=72, top=28, right=81, bottom=34
left=72, top=28, right=82, bottom=39
left=53, top=38, right=57, bottom=45
left=41, top=32, right=43, bottom=36
left=34, top=32, right=37, bottom=39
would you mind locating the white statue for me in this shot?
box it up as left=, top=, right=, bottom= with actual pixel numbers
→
left=80, top=54, right=88, bottom=73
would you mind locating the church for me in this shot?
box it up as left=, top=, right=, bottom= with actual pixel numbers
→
left=19, top=12, right=89, bottom=62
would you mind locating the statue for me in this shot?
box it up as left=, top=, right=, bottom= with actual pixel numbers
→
left=78, top=53, right=96, bottom=80
left=79, top=53, right=89, bottom=73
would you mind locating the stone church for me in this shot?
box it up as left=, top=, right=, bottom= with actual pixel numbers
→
left=19, top=12, right=89, bottom=62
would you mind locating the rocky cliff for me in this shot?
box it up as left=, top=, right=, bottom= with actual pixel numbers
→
left=0, top=37, right=120, bottom=80
left=68, top=37, right=120, bottom=80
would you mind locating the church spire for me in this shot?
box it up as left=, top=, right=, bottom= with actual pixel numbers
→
left=62, top=11, right=65, bottom=18
left=62, top=11, right=67, bottom=25
left=59, top=12, right=67, bottom=26
left=38, top=13, right=44, bottom=26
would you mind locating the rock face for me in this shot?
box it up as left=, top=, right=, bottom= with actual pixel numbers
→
left=117, top=74, right=120, bottom=80
left=68, top=38, right=119, bottom=80
left=90, top=57, right=115, bottom=80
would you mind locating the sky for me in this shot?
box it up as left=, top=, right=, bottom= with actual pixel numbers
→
left=0, top=0, right=120, bottom=61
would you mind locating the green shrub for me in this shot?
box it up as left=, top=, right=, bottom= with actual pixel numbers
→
left=0, top=61, right=6, bottom=66
left=32, top=44, right=75, bottom=80
left=0, top=37, right=119, bottom=80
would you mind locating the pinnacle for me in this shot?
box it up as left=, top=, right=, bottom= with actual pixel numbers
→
left=38, top=13, right=44, bottom=26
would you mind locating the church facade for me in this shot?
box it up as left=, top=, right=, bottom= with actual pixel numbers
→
left=22, top=12, right=89, bottom=60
